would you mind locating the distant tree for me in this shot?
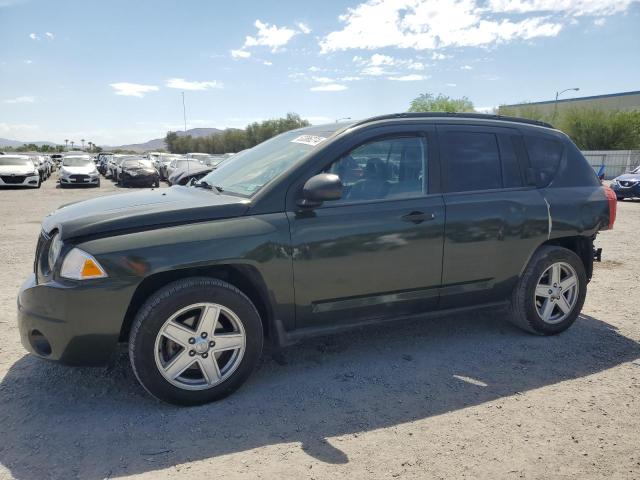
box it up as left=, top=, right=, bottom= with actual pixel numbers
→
left=64, top=139, right=69, bottom=150
left=408, top=93, right=475, bottom=113
left=557, top=108, right=640, bottom=150
left=164, top=113, right=310, bottom=154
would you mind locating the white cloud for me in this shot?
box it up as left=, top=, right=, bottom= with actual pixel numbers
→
left=165, top=78, right=223, bottom=90
left=109, top=82, right=159, bottom=98
left=230, top=49, right=251, bottom=58
left=432, top=52, right=449, bottom=60
left=341, top=76, right=363, bottom=81
left=24, top=59, right=33, bottom=64
left=312, top=76, right=335, bottom=83
left=388, top=74, right=428, bottom=81
left=244, top=20, right=298, bottom=52
left=29, top=33, right=38, bottom=40
left=487, top=0, right=634, bottom=16
left=354, top=53, right=428, bottom=76
left=45, top=31, right=54, bottom=40
left=318, top=0, right=604, bottom=53
left=4, top=95, right=35, bottom=104
left=263, top=60, right=273, bottom=66
left=461, top=65, right=474, bottom=70
left=593, top=17, right=606, bottom=26
left=446, top=82, right=457, bottom=87
left=308, top=66, right=322, bottom=72
left=310, top=84, right=348, bottom=92
left=296, top=22, right=312, bottom=34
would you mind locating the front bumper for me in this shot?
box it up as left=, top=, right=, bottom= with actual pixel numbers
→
left=59, top=173, right=100, bottom=185
left=122, top=173, right=158, bottom=185
left=17, top=273, right=137, bottom=366
left=610, top=182, right=640, bottom=198
left=0, top=174, right=40, bottom=187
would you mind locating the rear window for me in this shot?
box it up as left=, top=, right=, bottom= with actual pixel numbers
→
left=524, top=136, right=563, bottom=187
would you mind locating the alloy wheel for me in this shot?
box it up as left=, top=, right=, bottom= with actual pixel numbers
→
left=154, top=303, right=246, bottom=390
left=534, top=262, right=579, bottom=324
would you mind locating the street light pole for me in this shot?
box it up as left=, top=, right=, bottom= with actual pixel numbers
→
left=182, top=91, right=187, bottom=133
left=554, top=87, right=580, bottom=120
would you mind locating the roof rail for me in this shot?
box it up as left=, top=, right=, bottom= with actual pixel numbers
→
left=351, top=112, right=554, bottom=129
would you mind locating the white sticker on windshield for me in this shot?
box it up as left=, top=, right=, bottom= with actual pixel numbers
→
left=291, top=135, right=326, bottom=146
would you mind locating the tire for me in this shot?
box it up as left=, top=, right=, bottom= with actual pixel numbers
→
left=129, top=277, right=264, bottom=405
left=508, top=246, right=587, bottom=335
left=120, top=176, right=126, bottom=187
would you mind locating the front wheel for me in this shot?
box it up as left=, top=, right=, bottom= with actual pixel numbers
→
left=129, top=277, right=264, bottom=405
left=508, top=246, right=587, bottom=335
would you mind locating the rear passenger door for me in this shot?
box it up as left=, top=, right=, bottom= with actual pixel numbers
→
left=437, top=125, right=549, bottom=309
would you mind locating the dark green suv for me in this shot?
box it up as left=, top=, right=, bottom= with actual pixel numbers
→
left=17, top=113, right=617, bottom=405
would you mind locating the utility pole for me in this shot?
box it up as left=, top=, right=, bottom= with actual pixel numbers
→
left=182, top=91, right=187, bottom=133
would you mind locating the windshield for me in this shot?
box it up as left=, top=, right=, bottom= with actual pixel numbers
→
left=123, top=159, right=154, bottom=169
left=0, top=157, right=33, bottom=167
left=198, top=130, right=327, bottom=195
left=63, top=157, right=92, bottom=167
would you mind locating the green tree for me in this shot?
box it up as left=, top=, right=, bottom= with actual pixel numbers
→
left=164, top=113, right=310, bottom=154
left=408, top=93, right=475, bottom=113
left=557, top=108, right=640, bottom=150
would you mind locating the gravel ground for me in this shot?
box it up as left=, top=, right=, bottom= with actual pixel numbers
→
left=0, top=177, right=638, bottom=480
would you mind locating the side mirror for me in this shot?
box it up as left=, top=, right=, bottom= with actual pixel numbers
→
left=297, top=173, right=342, bottom=208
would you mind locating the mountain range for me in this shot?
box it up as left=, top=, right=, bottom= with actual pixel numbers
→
left=0, top=128, right=223, bottom=152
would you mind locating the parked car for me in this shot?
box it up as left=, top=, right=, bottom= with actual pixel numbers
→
left=168, top=163, right=213, bottom=186
left=118, top=158, right=160, bottom=188
left=30, top=156, right=47, bottom=181
left=109, top=155, right=129, bottom=181
left=50, top=154, right=63, bottom=167
left=17, top=113, right=616, bottom=406
left=165, top=159, right=203, bottom=184
left=158, top=154, right=184, bottom=180
left=97, top=153, right=112, bottom=175
left=610, top=165, right=640, bottom=200
left=58, top=155, right=100, bottom=187
left=0, top=154, right=41, bottom=188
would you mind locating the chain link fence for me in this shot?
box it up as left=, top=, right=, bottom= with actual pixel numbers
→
left=582, top=150, right=640, bottom=179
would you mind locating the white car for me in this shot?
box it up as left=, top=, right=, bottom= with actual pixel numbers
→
left=0, top=155, right=41, bottom=188
left=58, top=155, right=100, bottom=187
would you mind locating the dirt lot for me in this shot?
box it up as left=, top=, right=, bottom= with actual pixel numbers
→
left=0, top=177, right=638, bottom=480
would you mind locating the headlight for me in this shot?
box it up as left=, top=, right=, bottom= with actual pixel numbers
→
left=48, top=233, right=63, bottom=271
left=60, top=248, right=108, bottom=280
left=128, top=170, right=138, bottom=176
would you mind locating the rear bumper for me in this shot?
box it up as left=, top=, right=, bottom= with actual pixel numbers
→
left=17, top=273, right=137, bottom=366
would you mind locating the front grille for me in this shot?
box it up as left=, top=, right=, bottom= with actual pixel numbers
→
left=1, top=175, right=26, bottom=184
left=619, top=180, right=638, bottom=188
left=70, top=174, right=90, bottom=182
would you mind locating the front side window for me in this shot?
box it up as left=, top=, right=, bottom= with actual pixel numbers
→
left=441, top=131, right=502, bottom=192
left=325, top=136, right=427, bottom=203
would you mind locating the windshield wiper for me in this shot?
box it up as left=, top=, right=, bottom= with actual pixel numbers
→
left=194, top=180, right=224, bottom=193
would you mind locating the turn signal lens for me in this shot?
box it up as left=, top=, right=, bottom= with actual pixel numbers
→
left=60, top=248, right=108, bottom=280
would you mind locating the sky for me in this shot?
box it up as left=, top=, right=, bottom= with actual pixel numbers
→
left=1, top=0, right=639, bottom=145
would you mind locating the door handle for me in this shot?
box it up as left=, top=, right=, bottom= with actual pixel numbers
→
left=401, top=211, right=436, bottom=224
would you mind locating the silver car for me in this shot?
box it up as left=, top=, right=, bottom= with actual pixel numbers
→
left=0, top=155, right=41, bottom=188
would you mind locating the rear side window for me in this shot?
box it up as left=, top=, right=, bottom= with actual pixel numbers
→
left=441, top=131, right=502, bottom=192
left=524, top=136, right=563, bottom=187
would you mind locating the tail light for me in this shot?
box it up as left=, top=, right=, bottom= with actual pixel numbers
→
left=603, top=185, right=617, bottom=230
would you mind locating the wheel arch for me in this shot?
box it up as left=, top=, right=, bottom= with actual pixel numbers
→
left=119, top=264, right=273, bottom=342
left=526, top=235, right=594, bottom=281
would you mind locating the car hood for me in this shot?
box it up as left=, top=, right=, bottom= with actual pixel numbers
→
left=43, top=186, right=251, bottom=241
left=61, top=165, right=96, bottom=175
left=0, top=165, right=36, bottom=175
left=615, top=173, right=640, bottom=182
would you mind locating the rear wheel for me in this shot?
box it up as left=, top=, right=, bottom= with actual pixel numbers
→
left=129, top=277, right=263, bottom=405
left=508, top=246, right=586, bottom=335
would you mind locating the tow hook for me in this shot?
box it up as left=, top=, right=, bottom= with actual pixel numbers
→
left=593, top=247, right=602, bottom=262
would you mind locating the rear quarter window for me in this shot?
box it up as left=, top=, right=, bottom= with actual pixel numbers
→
left=524, top=136, right=563, bottom=187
